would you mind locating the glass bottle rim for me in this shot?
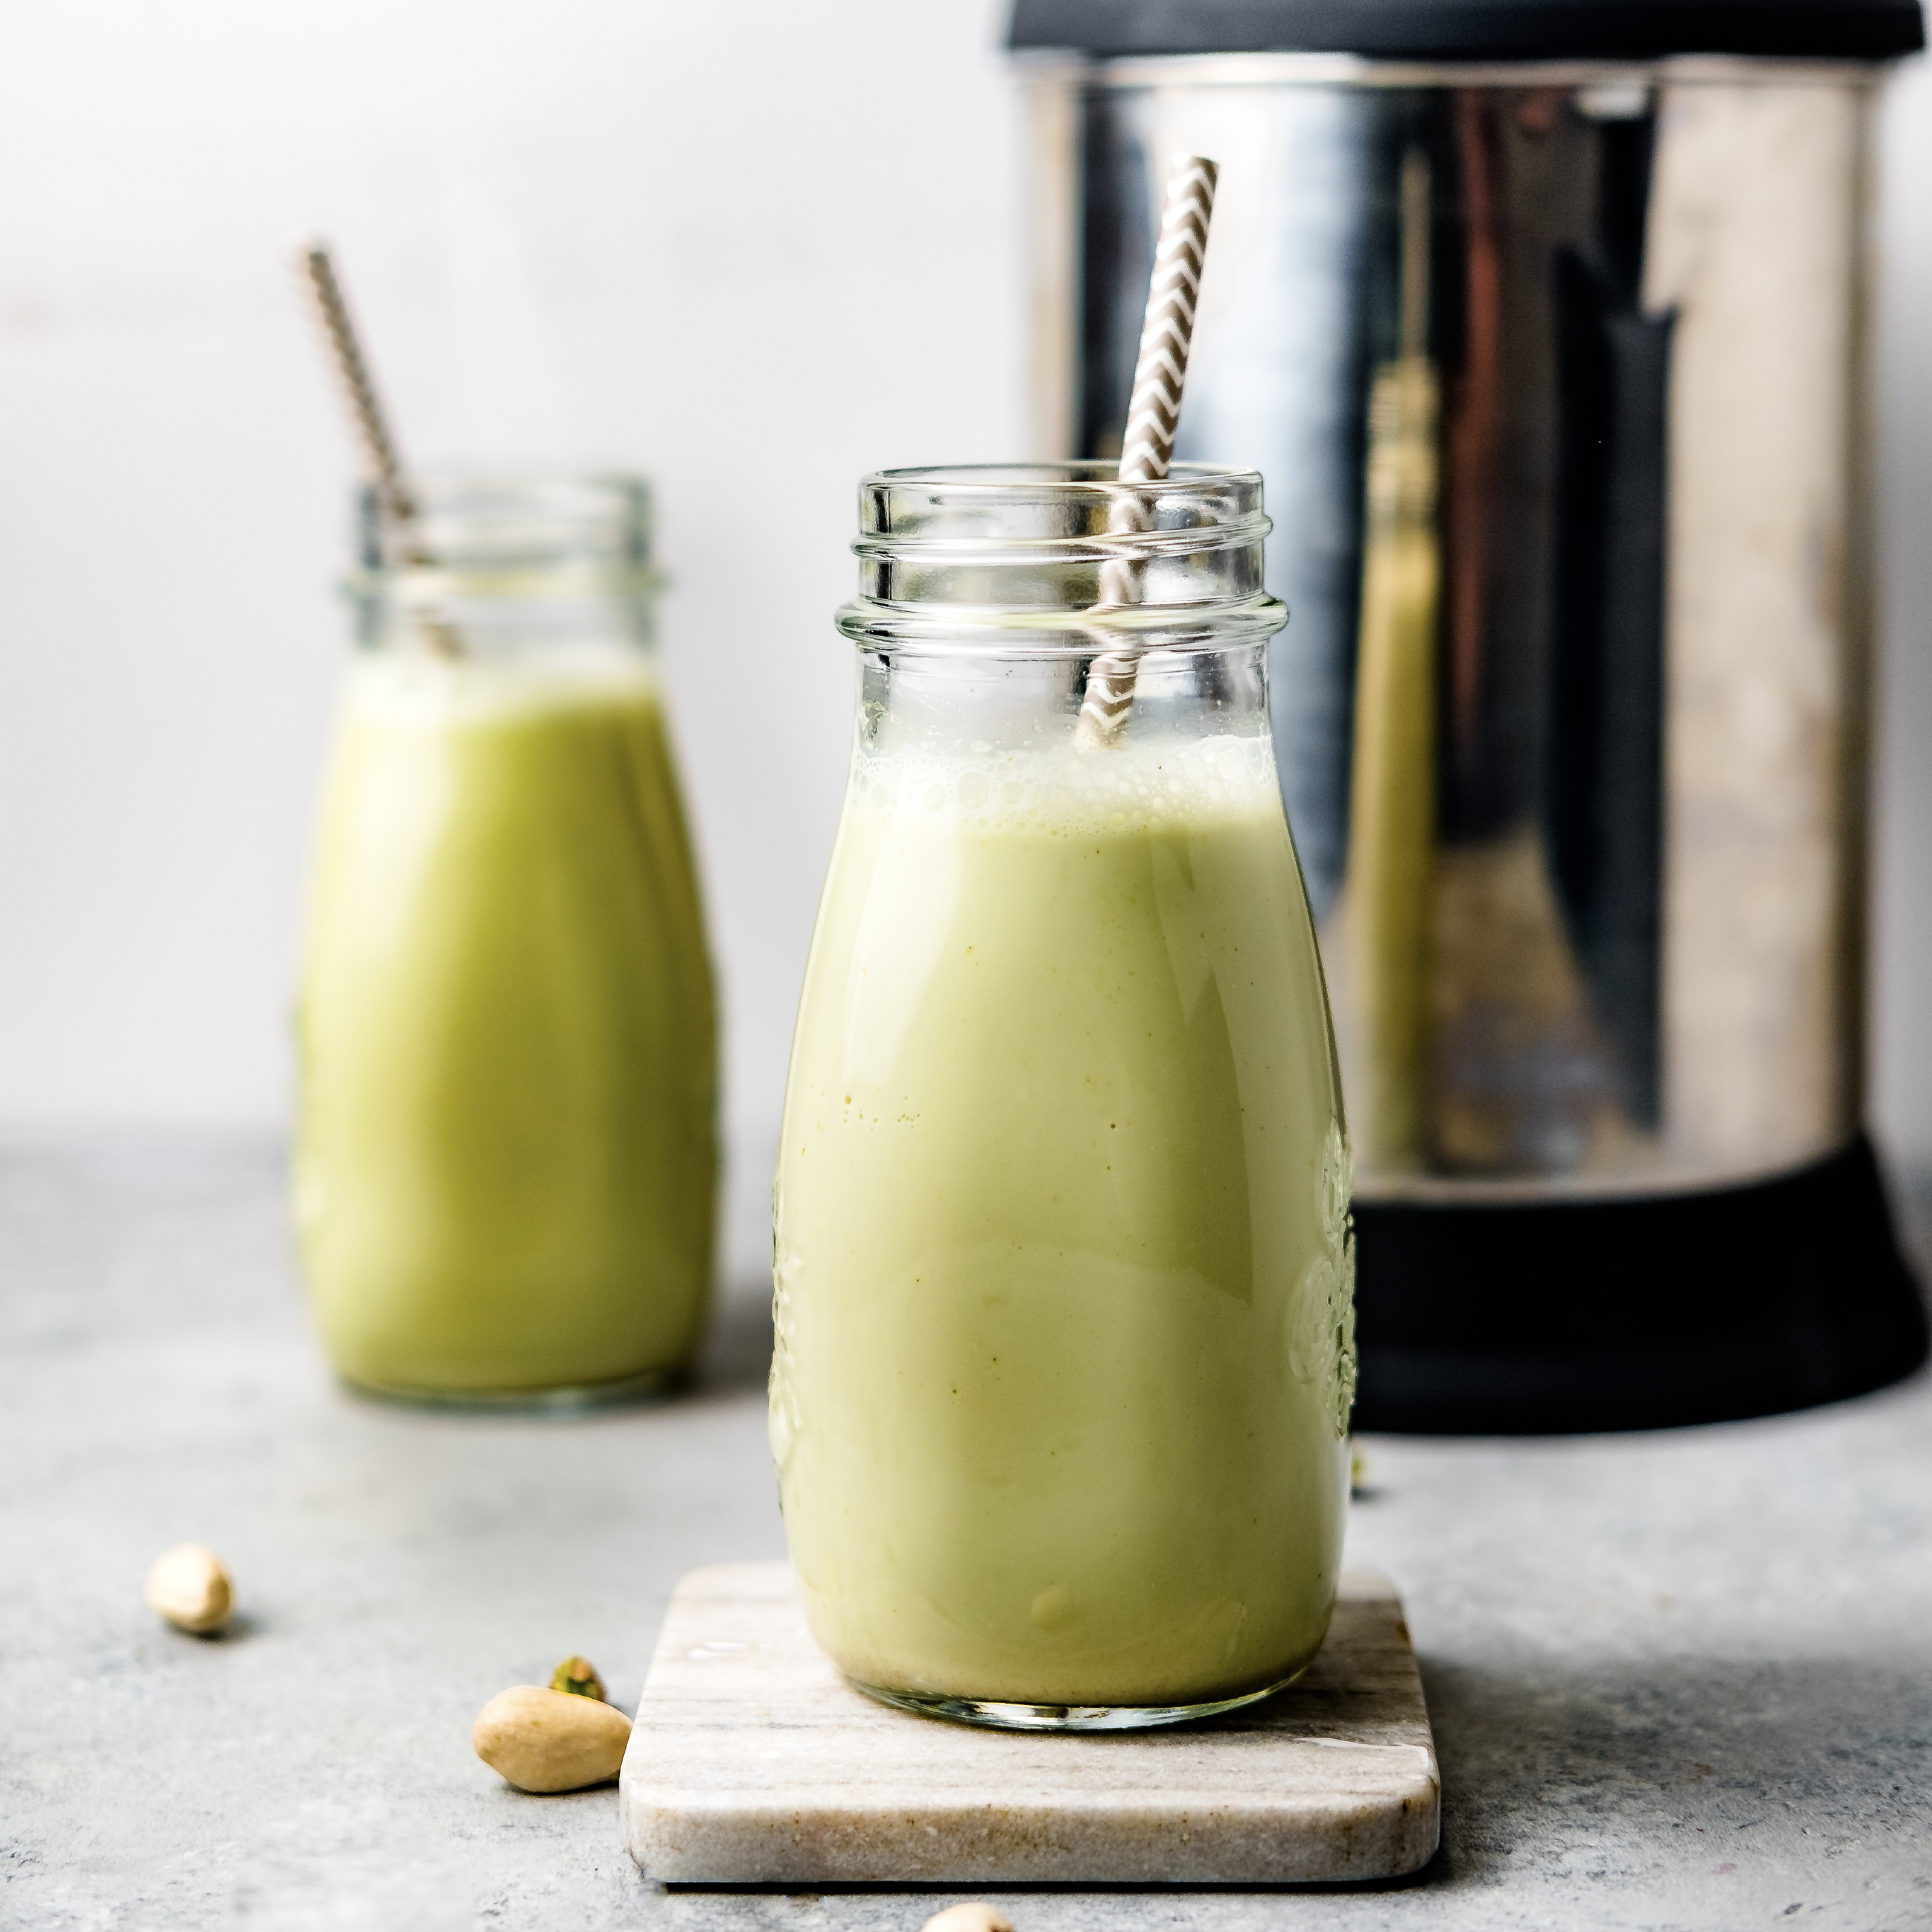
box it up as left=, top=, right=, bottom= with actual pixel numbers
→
left=353, top=466, right=659, bottom=593
left=343, top=467, right=663, bottom=652
left=841, top=459, right=1284, bottom=656
left=857, top=457, right=1266, bottom=527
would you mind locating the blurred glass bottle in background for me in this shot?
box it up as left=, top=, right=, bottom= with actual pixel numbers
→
left=295, top=475, right=717, bottom=1404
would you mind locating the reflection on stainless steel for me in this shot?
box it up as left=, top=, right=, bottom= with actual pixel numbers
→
left=1644, top=83, right=1868, bottom=1180
left=1023, top=56, right=1875, bottom=1196
left=1326, top=149, right=1440, bottom=1171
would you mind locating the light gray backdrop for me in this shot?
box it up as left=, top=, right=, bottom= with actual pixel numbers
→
left=1, top=3, right=1928, bottom=1201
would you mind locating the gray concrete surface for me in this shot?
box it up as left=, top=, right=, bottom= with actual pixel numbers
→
left=1, top=1136, right=1929, bottom=1931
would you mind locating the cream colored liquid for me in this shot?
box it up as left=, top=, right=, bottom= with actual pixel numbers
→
left=296, top=648, right=716, bottom=1396
left=772, top=727, right=1355, bottom=1708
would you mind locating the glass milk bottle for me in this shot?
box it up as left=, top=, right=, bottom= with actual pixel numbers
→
left=296, top=475, right=717, bottom=1404
left=771, top=463, right=1355, bottom=1727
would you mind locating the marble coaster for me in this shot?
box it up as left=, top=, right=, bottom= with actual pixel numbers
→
left=619, top=1561, right=1439, bottom=1885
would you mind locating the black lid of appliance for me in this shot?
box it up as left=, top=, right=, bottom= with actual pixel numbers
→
left=1008, top=0, right=1925, bottom=60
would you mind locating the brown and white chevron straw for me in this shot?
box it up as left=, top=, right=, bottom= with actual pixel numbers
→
left=297, top=241, right=423, bottom=538
left=1077, top=153, right=1220, bottom=747
left=298, top=240, right=463, bottom=649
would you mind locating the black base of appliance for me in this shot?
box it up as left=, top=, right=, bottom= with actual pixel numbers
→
left=1351, top=1133, right=1929, bottom=1435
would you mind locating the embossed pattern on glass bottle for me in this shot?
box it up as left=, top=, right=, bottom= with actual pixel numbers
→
left=768, top=1196, right=804, bottom=1476
left=1290, top=1120, right=1358, bottom=1437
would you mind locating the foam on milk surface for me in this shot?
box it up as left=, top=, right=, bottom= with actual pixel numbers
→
left=847, top=728, right=1283, bottom=836
left=343, top=645, right=658, bottom=729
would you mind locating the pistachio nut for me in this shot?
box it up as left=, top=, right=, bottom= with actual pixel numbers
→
left=550, top=1654, right=607, bottom=1701
left=145, top=1543, right=233, bottom=1635
left=922, top=1907, right=1015, bottom=1932
left=472, top=1685, right=632, bottom=1793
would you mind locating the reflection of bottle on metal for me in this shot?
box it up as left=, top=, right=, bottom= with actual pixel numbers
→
left=1328, top=150, right=1440, bottom=1170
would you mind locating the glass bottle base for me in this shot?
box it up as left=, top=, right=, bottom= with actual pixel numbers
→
left=847, top=1667, right=1307, bottom=1733
left=336, top=1363, right=685, bottom=1415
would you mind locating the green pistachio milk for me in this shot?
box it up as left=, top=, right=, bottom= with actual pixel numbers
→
left=296, top=647, right=716, bottom=1398
left=772, top=726, right=1356, bottom=1710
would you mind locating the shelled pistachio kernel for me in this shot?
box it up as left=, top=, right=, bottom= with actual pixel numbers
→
left=922, top=1907, right=1014, bottom=1932
left=550, top=1655, right=607, bottom=1700
left=472, top=1685, right=632, bottom=1793
left=144, top=1543, right=233, bottom=1635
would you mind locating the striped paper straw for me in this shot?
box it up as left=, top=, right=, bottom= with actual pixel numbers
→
left=298, top=241, right=424, bottom=541
left=298, top=241, right=462, bottom=650
left=1077, top=154, right=1220, bottom=747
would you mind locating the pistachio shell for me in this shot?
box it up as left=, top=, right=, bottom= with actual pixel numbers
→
left=145, top=1543, right=233, bottom=1634
left=472, top=1685, right=632, bottom=1793
left=922, top=1907, right=1015, bottom=1932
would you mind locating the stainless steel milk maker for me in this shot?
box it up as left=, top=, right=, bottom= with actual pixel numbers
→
left=1011, top=0, right=1929, bottom=1430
